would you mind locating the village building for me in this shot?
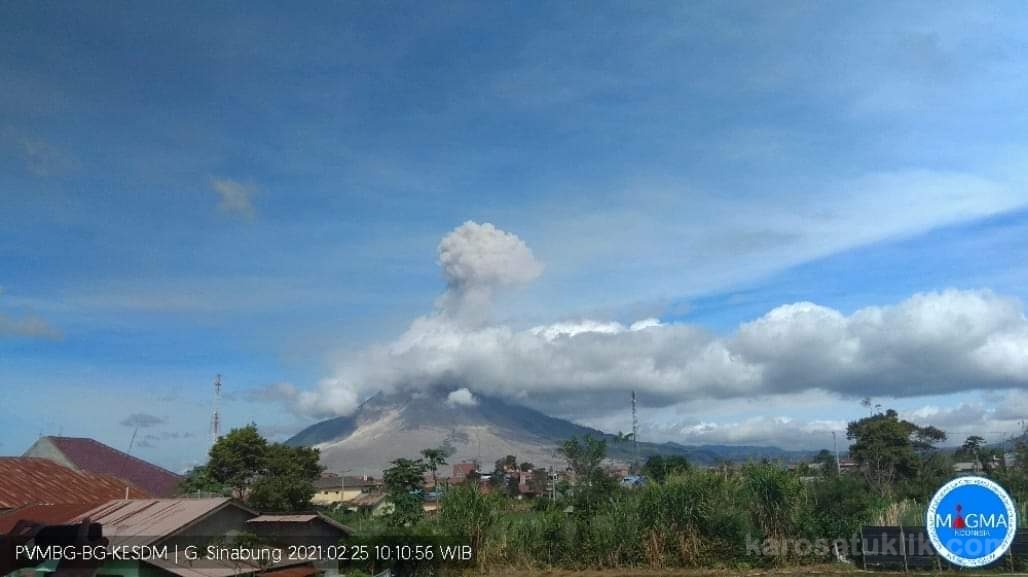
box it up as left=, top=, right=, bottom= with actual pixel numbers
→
left=309, top=475, right=380, bottom=506
left=23, top=437, right=182, bottom=497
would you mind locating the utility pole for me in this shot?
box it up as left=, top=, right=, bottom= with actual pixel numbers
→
left=210, top=374, right=222, bottom=448
left=832, top=431, right=841, bottom=475
left=631, top=391, right=639, bottom=470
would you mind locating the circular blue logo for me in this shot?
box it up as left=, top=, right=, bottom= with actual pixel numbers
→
left=927, top=476, right=1017, bottom=567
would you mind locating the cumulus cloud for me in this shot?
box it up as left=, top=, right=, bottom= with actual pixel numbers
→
left=211, top=178, right=257, bottom=220
left=446, top=387, right=478, bottom=407
left=295, top=222, right=1028, bottom=420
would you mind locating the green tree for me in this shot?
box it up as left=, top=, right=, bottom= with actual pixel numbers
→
left=420, top=447, right=449, bottom=489
left=177, top=465, right=228, bottom=496
left=558, top=435, right=613, bottom=515
left=812, top=449, right=838, bottom=477
left=206, top=425, right=323, bottom=510
left=207, top=425, right=268, bottom=497
left=382, top=458, right=427, bottom=527
left=248, top=444, right=322, bottom=511
left=642, top=454, right=690, bottom=483
left=846, top=409, right=946, bottom=496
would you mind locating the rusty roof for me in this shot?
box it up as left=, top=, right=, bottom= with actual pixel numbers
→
left=246, top=513, right=352, bottom=535
left=71, top=498, right=253, bottom=547
left=31, top=437, right=183, bottom=497
left=0, top=502, right=99, bottom=534
left=0, top=457, right=150, bottom=510
left=313, top=476, right=379, bottom=490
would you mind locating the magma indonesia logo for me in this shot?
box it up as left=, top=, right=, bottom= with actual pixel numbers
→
left=927, top=476, right=1018, bottom=567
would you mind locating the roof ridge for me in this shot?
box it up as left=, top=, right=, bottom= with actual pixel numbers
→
left=53, top=436, right=182, bottom=478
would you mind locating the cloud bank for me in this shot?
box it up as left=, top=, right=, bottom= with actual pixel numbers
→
left=296, top=222, right=1028, bottom=419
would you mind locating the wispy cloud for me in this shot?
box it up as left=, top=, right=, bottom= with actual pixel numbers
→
left=0, top=312, right=62, bottom=340
left=120, top=413, right=166, bottom=428
left=211, top=178, right=257, bottom=220
left=19, top=137, right=79, bottom=176
left=0, top=289, right=62, bottom=339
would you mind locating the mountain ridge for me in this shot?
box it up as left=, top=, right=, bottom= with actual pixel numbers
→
left=285, top=390, right=813, bottom=473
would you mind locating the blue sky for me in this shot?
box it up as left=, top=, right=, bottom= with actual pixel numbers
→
left=2, top=1, right=1028, bottom=471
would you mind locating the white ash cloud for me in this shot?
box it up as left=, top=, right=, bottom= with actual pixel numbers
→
left=446, top=387, right=478, bottom=407
left=296, top=222, right=1028, bottom=419
left=436, top=221, right=542, bottom=323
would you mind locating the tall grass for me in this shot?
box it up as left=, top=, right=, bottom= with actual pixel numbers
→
left=432, top=466, right=914, bottom=570
left=872, top=499, right=927, bottom=526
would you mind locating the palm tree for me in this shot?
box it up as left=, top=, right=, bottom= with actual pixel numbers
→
left=421, top=448, right=449, bottom=489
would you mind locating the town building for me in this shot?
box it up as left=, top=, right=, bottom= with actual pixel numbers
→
left=23, top=436, right=182, bottom=497
left=309, top=475, right=380, bottom=506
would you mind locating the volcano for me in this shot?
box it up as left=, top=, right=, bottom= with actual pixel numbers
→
left=285, top=390, right=810, bottom=474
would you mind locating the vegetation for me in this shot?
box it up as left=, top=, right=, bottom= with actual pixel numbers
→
left=356, top=403, right=1028, bottom=572
left=382, top=457, right=428, bottom=527
left=640, top=454, right=690, bottom=483
left=181, top=424, right=322, bottom=510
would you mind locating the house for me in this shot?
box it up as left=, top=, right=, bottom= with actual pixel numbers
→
left=0, top=457, right=150, bottom=514
left=953, top=461, right=980, bottom=475
left=310, top=475, right=380, bottom=506
left=55, top=498, right=319, bottom=577
left=246, top=513, right=351, bottom=548
left=345, top=493, right=389, bottom=517
left=0, top=502, right=99, bottom=535
left=23, top=436, right=182, bottom=497
left=450, top=463, right=477, bottom=483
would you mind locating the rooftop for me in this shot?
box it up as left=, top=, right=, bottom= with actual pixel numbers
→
left=0, top=502, right=99, bottom=534
left=0, top=457, right=149, bottom=510
left=71, top=498, right=250, bottom=547
left=27, top=436, right=183, bottom=497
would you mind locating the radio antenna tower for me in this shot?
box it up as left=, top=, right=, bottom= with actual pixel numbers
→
left=631, top=391, right=639, bottom=468
left=210, top=374, right=222, bottom=447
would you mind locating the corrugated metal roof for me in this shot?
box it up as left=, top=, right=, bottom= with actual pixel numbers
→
left=246, top=513, right=351, bottom=535
left=313, top=476, right=378, bottom=490
left=0, top=502, right=98, bottom=534
left=31, top=437, right=183, bottom=497
left=147, top=555, right=264, bottom=577
left=247, top=514, right=319, bottom=523
left=0, top=457, right=150, bottom=509
left=71, top=498, right=242, bottom=546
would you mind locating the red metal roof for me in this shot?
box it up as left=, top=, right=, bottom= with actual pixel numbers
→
left=44, top=437, right=183, bottom=497
left=0, top=457, right=150, bottom=510
left=0, top=502, right=98, bottom=534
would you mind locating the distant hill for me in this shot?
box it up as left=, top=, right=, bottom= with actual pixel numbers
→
left=286, top=390, right=813, bottom=474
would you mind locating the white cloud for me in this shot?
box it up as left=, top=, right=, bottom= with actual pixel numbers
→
left=446, top=387, right=478, bottom=407
left=293, top=223, right=1028, bottom=420
left=211, top=178, right=257, bottom=220
left=658, top=416, right=847, bottom=451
